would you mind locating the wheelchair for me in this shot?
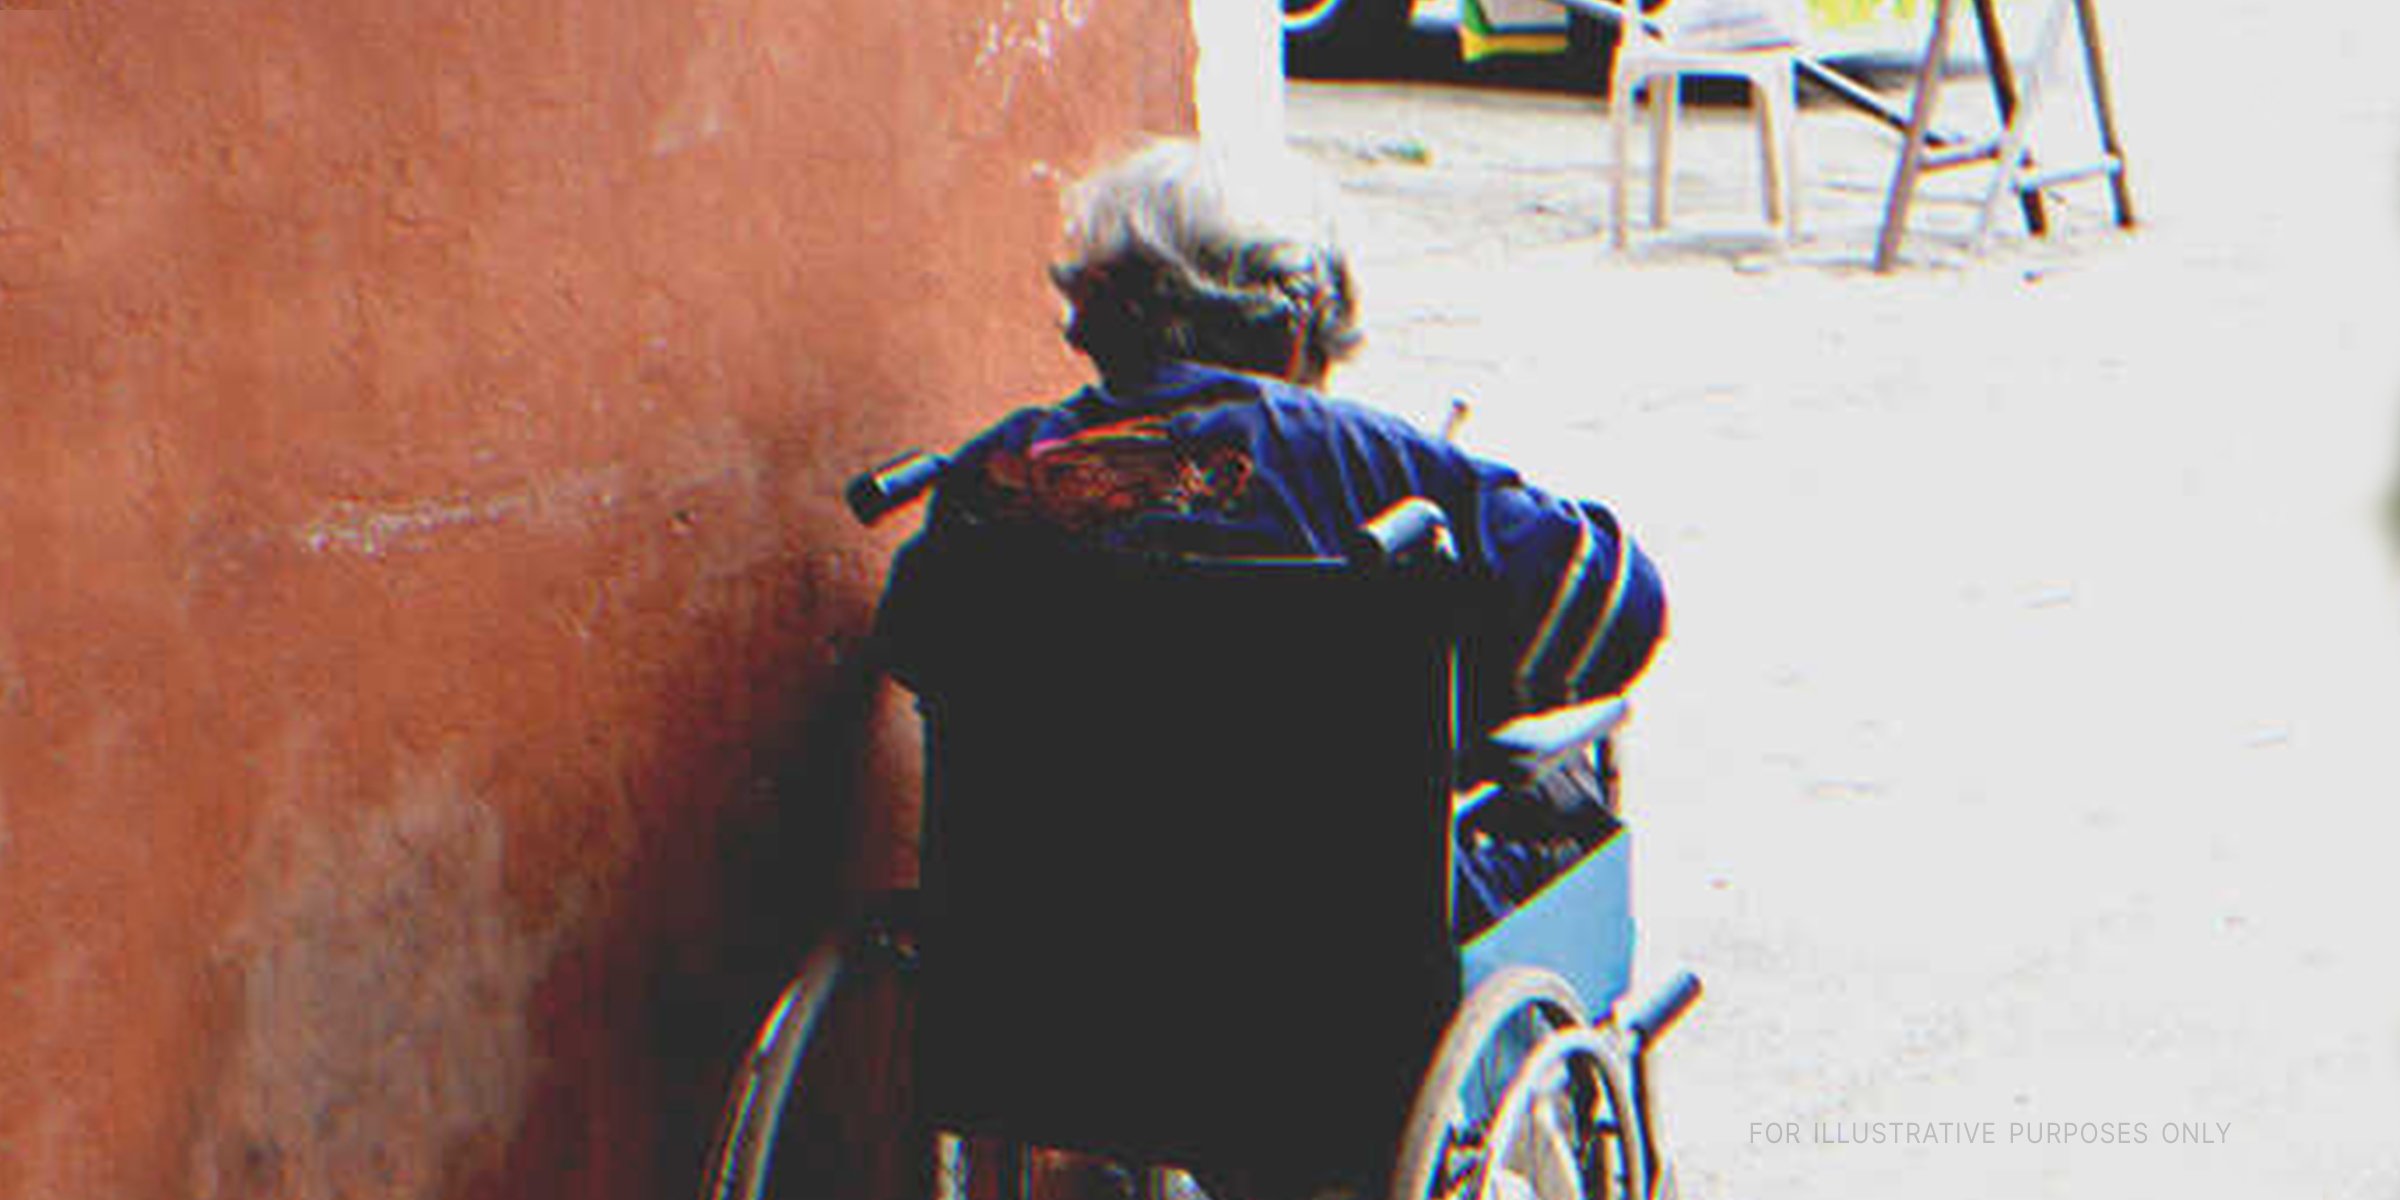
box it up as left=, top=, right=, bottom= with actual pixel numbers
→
left=701, top=453, right=1704, bottom=1200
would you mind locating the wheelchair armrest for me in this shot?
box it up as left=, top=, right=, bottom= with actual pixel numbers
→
left=1480, top=695, right=1629, bottom=789
left=846, top=450, right=949, bottom=526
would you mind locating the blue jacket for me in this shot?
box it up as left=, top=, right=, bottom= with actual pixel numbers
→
left=880, top=360, right=1667, bottom=737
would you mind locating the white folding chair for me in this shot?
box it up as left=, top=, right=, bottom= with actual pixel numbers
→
left=1570, top=0, right=1803, bottom=248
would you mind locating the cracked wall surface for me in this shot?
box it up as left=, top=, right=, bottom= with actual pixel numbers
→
left=0, top=2, right=1193, bottom=1196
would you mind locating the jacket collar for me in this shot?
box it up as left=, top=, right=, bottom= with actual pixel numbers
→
left=1089, top=359, right=1281, bottom=415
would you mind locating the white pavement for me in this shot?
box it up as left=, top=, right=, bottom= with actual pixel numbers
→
left=1290, top=4, right=2400, bottom=1197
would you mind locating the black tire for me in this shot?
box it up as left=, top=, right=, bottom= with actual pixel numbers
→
left=1284, top=0, right=1415, bottom=75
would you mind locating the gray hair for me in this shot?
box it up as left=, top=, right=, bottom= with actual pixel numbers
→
left=1051, top=139, right=1362, bottom=386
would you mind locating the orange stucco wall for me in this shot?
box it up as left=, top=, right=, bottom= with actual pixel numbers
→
left=0, top=3, right=1191, bottom=1197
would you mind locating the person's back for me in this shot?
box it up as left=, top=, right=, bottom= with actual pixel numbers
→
left=877, top=138, right=1666, bottom=939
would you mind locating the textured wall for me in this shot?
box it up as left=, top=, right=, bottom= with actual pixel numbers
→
left=0, top=2, right=1191, bottom=1197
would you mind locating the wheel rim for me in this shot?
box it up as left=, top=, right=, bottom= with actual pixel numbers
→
left=701, top=939, right=849, bottom=1200
left=1392, top=969, right=1589, bottom=1200
left=1474, top=1026, right=1646, bottom=1200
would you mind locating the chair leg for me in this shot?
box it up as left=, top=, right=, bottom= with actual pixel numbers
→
left=1785, top=66, right=1801, bottom=240
left=2072, top=0, right=2136, bottom=227
left=1765, top=62, right=1799, bottom=242
left=1649, top=73, right=1677, bottom=231
left=1610, top=63, right=1633, bottom=249
left=1971, top=0, right=2071, bottom=252
left=1875, top=0, right=1960, bottom=272
left=1753, top=78, right=1782, bottom=228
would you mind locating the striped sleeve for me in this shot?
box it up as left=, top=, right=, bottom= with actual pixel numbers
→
left=1482, top=487, right=1667, bottom=709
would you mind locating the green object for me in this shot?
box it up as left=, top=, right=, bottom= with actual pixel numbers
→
left=1458, top=0, right=1570, bottom=61
left=1806, top=0, right=1925, bottom=26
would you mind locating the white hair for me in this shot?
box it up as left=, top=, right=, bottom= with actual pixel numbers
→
left=1051, top=139, right=1361, bottom=384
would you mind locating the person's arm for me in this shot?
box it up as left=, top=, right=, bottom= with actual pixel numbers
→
left=1317, top=398, right=1667, bottom=711
left=1475, top=483, right=1668, bottom=711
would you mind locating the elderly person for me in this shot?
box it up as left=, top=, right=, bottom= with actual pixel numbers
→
left=877, top=137, right=1666, bottom=939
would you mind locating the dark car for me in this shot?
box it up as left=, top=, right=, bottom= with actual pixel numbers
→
left=1282, top=0, right=1421, bottom=71
left=1284, top=0, right=1619, bottom=78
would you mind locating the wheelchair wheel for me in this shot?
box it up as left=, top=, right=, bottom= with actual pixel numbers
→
left=1476, top=1025, right=1645, bottom=1200
left=1389, top=968, right=1643, bottom=1200
left=702, top=937, right=846, bottom=1200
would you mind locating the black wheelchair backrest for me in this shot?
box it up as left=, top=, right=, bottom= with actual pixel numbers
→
left=899, top=528, right=1468, bottom=1190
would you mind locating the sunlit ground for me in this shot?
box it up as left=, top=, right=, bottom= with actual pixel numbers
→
left=1291, top=1, right=2400, bottom=1196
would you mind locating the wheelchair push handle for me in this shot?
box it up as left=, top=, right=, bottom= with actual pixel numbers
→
left=845, top=451, right=949, bottom=526
left=1626, top=969, right=1704, bottom=1044
left=1349, top=497, right=1456, bottom=566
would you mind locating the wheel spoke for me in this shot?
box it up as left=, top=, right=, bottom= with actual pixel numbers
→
left=1475, top=1026, right=1644, bottom=1200
left=1392, top=970, right=1590, bottom=1200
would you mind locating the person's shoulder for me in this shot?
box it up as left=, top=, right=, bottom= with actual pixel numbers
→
left=951, top=389, right=1094, bottom=455
left=1253, top=379, right=1445, bottom=448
